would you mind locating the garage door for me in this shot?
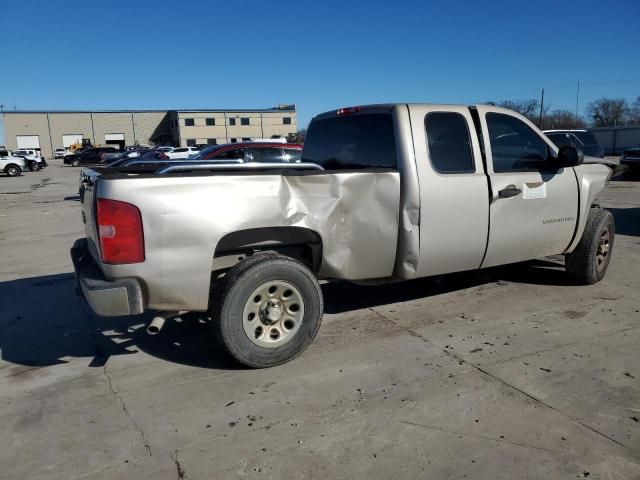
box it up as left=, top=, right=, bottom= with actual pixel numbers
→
left=17, top=135, right=40, bottom=149
left=63, top=134, right=83, bottom=147
left=105, top=133, right=125, bottom=142
left=105, top=133, right=125, bottom=150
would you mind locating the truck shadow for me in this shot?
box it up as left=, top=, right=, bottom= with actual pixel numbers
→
left=0, top=259, right=573, bottom=371
left=608, top=207, right=640, bottom=237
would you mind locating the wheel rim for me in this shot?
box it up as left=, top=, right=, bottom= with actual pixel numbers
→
left=595, top=227, right=610, bottom=272
left=242, top=280, right=304, bottom=348
left=8, top=167, right=18, bottom=176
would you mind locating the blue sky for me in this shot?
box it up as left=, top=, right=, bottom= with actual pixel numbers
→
left=1, top=0, right=639, bottom=144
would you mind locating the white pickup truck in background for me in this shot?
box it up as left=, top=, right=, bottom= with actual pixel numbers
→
left=72, top=103, right=615, bottom=367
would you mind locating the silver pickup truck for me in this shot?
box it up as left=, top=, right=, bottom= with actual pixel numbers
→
left=72, top=104, right=615, bottom=367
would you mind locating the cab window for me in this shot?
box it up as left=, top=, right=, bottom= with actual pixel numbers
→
left=425, top=112, right=475, bottom=173
left=486, top=113, right=549, bottom=172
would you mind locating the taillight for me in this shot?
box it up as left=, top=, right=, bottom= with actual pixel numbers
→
left=96, top=198, right=144, bottom=264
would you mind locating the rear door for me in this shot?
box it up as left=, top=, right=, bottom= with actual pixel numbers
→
left=475, top=106, right=579, bottom=267
left=410, top=105, right=490, bottom=277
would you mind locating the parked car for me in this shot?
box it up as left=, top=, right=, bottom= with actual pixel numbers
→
left=154, top=146, right=174, bottom=153
left=191, top=142, right=303, bottom=162
left=543, top=130, right=605, bottom=158
left=105, top=150, right=170, bottom=167
left=0, top=154, right=27, bottom=177
left=165, top=146, right=200, bottom=159
left=72, top=103, right=616, bottom=368
left=100, top=149, right=149, bottom=164
left=64, top=146, right=119, bottom=166
left=12, top=149, right=47, bottom=170
left=620, top=147, right=640, bottom=177
left=54, top=148, right=67, bottom=159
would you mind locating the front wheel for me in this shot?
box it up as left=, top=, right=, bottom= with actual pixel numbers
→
left=5, top=164, right=21, bottom=177
left=565, top=208, right=615, bottom=284
left=212, top=253, right=323, bottom=368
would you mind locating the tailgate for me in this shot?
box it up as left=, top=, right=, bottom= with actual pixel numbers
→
left=79, top=168, right=102, bottom=265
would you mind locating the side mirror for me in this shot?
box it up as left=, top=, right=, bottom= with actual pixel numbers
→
left=556, top=146, right=583, bottom=167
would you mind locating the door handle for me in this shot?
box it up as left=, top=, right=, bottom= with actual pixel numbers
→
left=498, top=185, right=522, bottom=199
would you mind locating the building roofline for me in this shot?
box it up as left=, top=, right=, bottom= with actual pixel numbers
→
left=1, top=106, right=296, bottom=114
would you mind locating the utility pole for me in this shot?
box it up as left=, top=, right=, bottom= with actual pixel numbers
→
left=538, top=88, right=545, bottom=129
left=575, top=80, right=580, bottom=128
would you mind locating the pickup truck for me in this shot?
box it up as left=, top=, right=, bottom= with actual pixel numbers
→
left=72, top=104, right=616, bottom=368
left=0, top=154, right=27, bottom=176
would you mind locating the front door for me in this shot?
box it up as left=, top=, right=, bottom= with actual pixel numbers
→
left=476, top=106, right=579, bottom=267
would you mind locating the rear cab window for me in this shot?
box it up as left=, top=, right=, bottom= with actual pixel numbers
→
left=302, top=112, right=397, bottom=169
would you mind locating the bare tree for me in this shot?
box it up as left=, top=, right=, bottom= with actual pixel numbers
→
left=486, top=99, right=548, bottom=126
left=628, top=96, right=640, bottom=125
left=586, top=97, right=629, bottom=127
left=545, top=109, right=586, bottom=129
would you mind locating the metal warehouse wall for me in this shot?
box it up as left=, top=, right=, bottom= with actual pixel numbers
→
left=3, top=108, right=297, bottom=156
left=590, top=126, right=640, bottom=155
left=2, top=113, right=51, bottom=156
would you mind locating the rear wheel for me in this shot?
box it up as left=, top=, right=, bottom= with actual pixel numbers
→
left=565, top=208, right=615, bottom=284
left=212, top=253, right=323, bottom=368
left=5, top=164, right=21, bottom=177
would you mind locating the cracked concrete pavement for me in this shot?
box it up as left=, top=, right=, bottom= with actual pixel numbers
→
left=0, top=161, right=639, bottom=479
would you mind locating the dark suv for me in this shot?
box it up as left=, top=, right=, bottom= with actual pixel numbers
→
left=543, top=130, right=604, bottom=158
left=64, top=146, right=120, bottom=167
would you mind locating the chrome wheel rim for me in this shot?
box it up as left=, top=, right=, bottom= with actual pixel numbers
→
left=595, top=227, right=610, bottom=272
left=242, top=280, right=304, bottom=348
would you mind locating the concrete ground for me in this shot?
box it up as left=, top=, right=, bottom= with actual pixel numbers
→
left=1, top=161, right=639, bottom=480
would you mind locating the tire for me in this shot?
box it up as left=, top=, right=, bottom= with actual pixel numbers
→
left=212, top=253, right=323, bottom=368
left=5, top=164, right=21, bottom=177
left=71, top=159, right=80, bottom=167
left=565, top=208, right=615, bottom=285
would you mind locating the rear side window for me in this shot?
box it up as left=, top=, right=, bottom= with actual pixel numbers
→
left=283, top=148, right=302, bottom=162
left=215, top=148, right=245, bottom=161
left=425, top=112, right=475, bottom=173
left=250, top=148, right=283, bottom=163
left=302, top=113, right=396, bottom=169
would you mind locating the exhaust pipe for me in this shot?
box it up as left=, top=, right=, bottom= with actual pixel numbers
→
left=147, top=311, right=181, bottom=335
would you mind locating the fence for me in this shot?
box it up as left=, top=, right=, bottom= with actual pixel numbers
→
left=589, top=126, right=640, bottom=155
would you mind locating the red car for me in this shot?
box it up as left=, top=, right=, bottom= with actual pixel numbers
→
left=193, top=142, right=303, bottom=163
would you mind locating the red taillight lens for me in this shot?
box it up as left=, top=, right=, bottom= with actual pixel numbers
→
left=96, top=198, right=144, bottom=264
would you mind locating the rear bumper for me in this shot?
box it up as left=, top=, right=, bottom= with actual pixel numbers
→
left=71, top=238, right=144, bottom=317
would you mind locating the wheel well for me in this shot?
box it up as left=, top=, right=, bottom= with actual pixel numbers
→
left=214, top=227, right=323, bottom=273
left=5, top=163, right=20, bottom=170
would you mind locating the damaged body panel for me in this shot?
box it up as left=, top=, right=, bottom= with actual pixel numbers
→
left=89, top=170, right=400, bottom=311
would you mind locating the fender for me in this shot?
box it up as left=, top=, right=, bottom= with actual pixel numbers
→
left=565, top=163, right=612, bottom=253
